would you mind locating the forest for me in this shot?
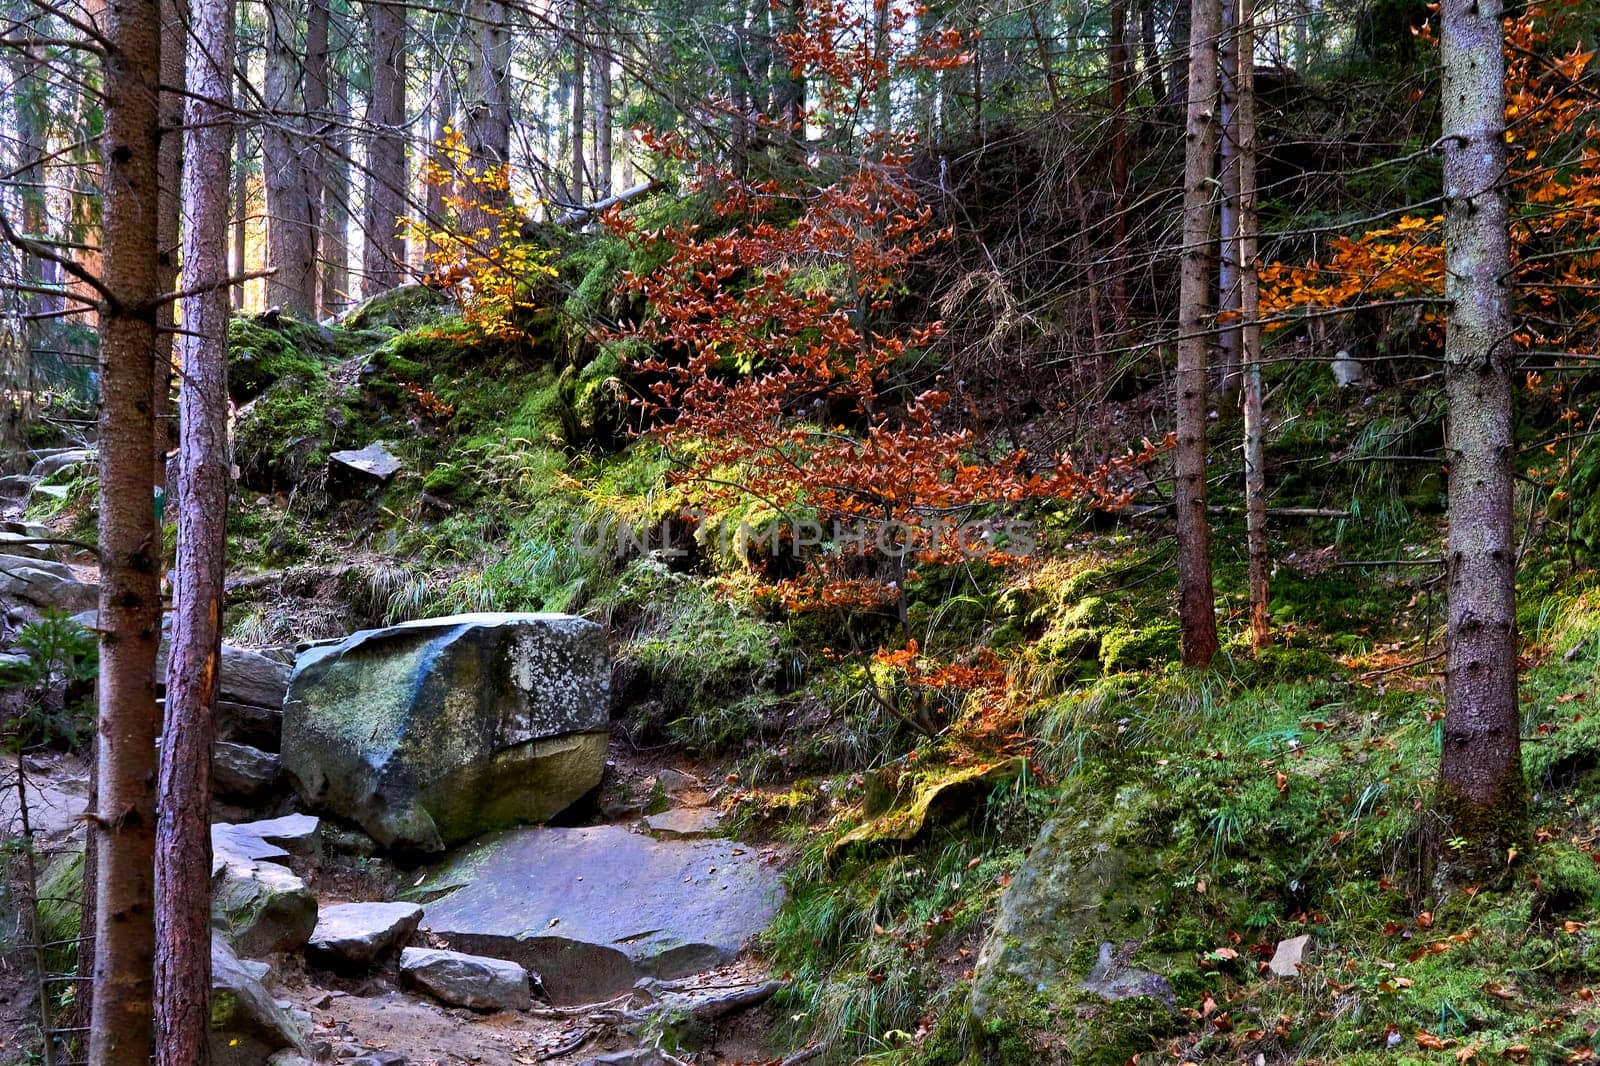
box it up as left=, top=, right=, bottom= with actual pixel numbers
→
left=0, top=0, right=1597, bottom=1061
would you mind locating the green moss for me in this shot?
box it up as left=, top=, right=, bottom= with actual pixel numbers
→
left=338, top=281, right=452, bottom=332
left=227, top=313, right=334, bottom=402
left=1098, top=621, right=1179, bottom=673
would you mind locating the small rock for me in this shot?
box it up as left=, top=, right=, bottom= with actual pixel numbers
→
left=329, top=441, right=404, bottom=481
left=643, top=808, right=724, bottom=839
left=652, top=768, right=699, bottom=794
left=588, top=1051, right=665, bottom=1066
left=399, top=947, right=531, bottom=1011
left=0, top=474, right=38, bottom=499
left=214, top=741, right=281, bottom=802
left=308, top=902, right=424, bottom=969
left=348, top=1054, right=407, bottom=1066
left=213, top=814, right=322, bottom=873
left=1268, top=934, right=1311, bottom=977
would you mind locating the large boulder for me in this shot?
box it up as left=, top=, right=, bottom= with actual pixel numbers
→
left=415, top=825, right=784, bottom=1003
left=211, top=932, right=310, bottom=1066
left=281, top=613, right=610, bottom=853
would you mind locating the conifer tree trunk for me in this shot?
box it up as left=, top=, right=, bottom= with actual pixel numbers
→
left=323, top=64, right=351, bottom=310
left=232, top=128, right=248, bottom=311
left=153, top=0, right=186, bottom=487
left=1108, top=0, right=1131, bottom=333
left=1174, top=0, right=1220, bottom=667
left=363, top=0, right=408, bottom=294
left=594, top=6, right=612, bottom=197
left=264, top=0, right=318, bottom=315
left=1235, top=0, right=1268, bottom=650
left=1216, top=0, right=1240, bottom=397
left=305, top=0, right=328, bottom=310
left=89, top=0, right=164, bottom=1056
left=1437, top=0, right=1524, bottom=865
left=154, top=0, right=234, bottom=1057
left=570, top=0, right=587, bottom=201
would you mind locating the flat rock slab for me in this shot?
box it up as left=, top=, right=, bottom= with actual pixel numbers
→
left=213, top=814, right=322, bottom=874
left=282, top=613, right=610, bottom=853
left=643, top=808, right=724, bottom=839
left=417, top=825, right=783, bottom=1003
left=330, top=441, right=403, bottom=481
left=308, top=902, right=424, bottom=969
left=399, top=947, right=531, bottom=1011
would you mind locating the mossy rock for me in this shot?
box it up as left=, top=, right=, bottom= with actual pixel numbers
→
left=1099, top=621, right=1179, bottom=673
left=969, top=784, right=1182, bottom=1064
left=338, top=282, right=452, bottom=332
left=557, top=343, right=634, bottom=449
left=829, top=759, right=1026, bottom=861
left=228, top=312, right=336, bottom=403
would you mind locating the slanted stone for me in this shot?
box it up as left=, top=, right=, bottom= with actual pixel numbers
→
left=214, top=741, right=281, bottom=802
left=213, top=814, right=322, bottom=872
left=330, top=441, right=403, bottom=482
left=399, top=947, right=531, bottom=1011
left=211, top=932, right=309, bottom=1065
left=0, top=553, right=96, bottom=611
left=28, top=448, right=93, bottom=480
left=282, top=613, right=610, bottom=853
left=307, top=902, right=423, bottom=969
left=416, top=825, right=783, bottom=1004
left=72, top=610, right=291, bottom=723
left=643, top=808, right=724, bottom=839
left=1268, top=934, right=1311, bottom=977
left=0, top=474, right=38, bottom=499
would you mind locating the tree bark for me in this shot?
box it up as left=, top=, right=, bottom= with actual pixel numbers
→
left=570, top=0, right=587, bottom=201
left=1109, top=0, right=1131, bottom=333
left=263, top=0, right=318, bottom=315
left=1139, top=0, right=1165, bottom=106
left=154, top=0, right=234, bottom=1058
left=1234, top=0, right=1268, bottom=650
left=89, top=0, right=165, bottom=1056
left=594, top=4, right=612, bottom=196
left=1216, top=0, right=1240, bottom=397
left=153, top=0, right=187, bottom=489
left=1437, top=0, right=1524, bottom=867
left=305, top=0, right=329, bottom=310
left=232, top=126, right=247, bottom=311
left=363, top=0, right=408, bottom=294
left=1174, top=0, right=1220, bottom=667
left=323, top=62, right=351, bottom=310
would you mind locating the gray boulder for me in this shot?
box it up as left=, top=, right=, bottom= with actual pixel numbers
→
left=0, top=554, right=96, bottom=611
left=0, top=527, right=56, bottom=561
left=282, top=613, right=610, bottom=853
left=71, top=610, right=289, bottom=744
left=399, top=947, right=531, bottom=1011
left=307, top=902, right=423, bottom=969
left=211, top=933, right=309, bottom=1066
left=213, top=741, right=281, bottom=802
left=416, top=825, right=783, bottom=1003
